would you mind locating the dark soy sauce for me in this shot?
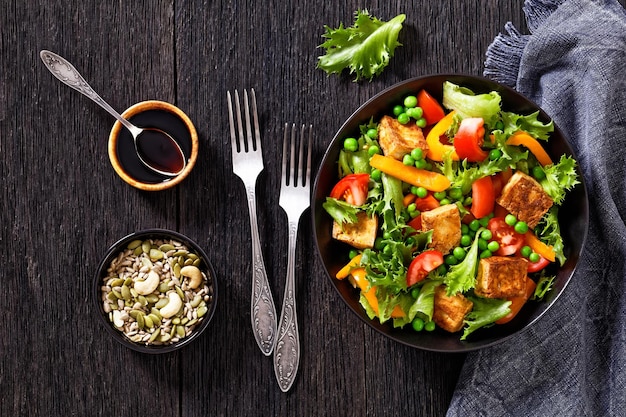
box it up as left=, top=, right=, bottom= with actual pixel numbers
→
left=116, top=109, right=192, bottom=184
left=135, top=128, right=185, bottom=175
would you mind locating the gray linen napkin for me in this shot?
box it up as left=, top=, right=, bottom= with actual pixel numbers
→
left=447, top=0, right=626, bottom=416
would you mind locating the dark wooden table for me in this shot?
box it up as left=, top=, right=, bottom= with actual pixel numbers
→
left=2, top=2, right=534, bottom=416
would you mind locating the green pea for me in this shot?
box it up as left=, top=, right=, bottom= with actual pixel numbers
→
left=489, top=149, right=502, bottom=161
left=371, top=168, right=382, bottom=181
left=397, top=113, right=410, bottom=124
left=434, top=191, right=447, bottom=200
left=412, top=317, right=425, bottom=332
left=367, top=145, right=381, bottom=156
left=487, top=241, right=500, bottom=252
left=415, top=187, right=428, bottom=198
left=366, top=128, right=378, bottom=139
left=424, top=321, right=436, bottom=331
left=406, top=107, right=421, bottom=119
left=436, top=265, right=448, bottom=275
left=461, top=224, right=469, bottom=235
left=463, top=196, right=473, bottom=206
left=445, top=254, right=458, bottom=266
left=415, top=118, right=427, bottom=128
left=520, top=245, right=532, bottom=258
left=478, top=238, right=488, bottom=251
left=410, top=287, right=420, bottom=299
left=448, top=187, right=463, bottom=201
left=469, top=219, right=481, bottom=231
left=529, top=252, right=540, bottom=263
left=414, top=159, right=428, bottom=169
left=410, top=148, right=424, bottom=161
left=343, top=137, right=358, bottom=152
left=374, top=237, right=385, bottom=250
left=532, top=165, right=546, bottom=180
left=348, top=249, right=358, bottom=259
left=453, top=247, right=467, bottom=261
left=514, top=221, right=529, bottom=234
left=393, top=105, right=404, bottom=116
left=404, top=95, right=418, bottom=108
left=479, top=249, right=493, bottom=259
left=407, top=203, right=417, bottom=213
left=460, top=234, right=472, bottom=247
left=495, top=121, right=505, bottom=130
left=439, top=198, right=451, bottom=205
left=480, top=229, right=493, bottom=240
left=505, top=214, right=517, bottom=226
left=403, top=154, right=414, bottom=166
left=405, top=236, right=416, bottom=246
left=479, top=216, right=490, bottom=227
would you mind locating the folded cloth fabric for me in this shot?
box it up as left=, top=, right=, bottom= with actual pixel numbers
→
left=447, top=1, right=626, bottom=416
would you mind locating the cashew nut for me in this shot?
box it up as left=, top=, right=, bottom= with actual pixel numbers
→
left=180, top=265, right=203, bottom=289
left=134, top=269, right=160, bottom=295
left=159, top=292, right=183, bottom=318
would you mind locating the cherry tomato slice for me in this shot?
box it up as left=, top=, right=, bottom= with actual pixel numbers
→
left=487, top=217, right=525, bottom=256
left=329, top=173, right=369, bottom=206
left=413, top=193, right=440, bottom=212
left=527, top=255, right=551, bottom=273
left=453, top=117, right=488, bottom=162
left=406, top=250, right=444, bottom=286
left=470, top=176, right=495, bottom=219
left=417, top=89, right=446, bottom=126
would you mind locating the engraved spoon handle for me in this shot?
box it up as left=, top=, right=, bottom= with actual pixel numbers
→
left=245, top=184, right=277, bottom=356
left=273, top=219, right=300, bottom=392
left=39, top=50, right=141, bottom=137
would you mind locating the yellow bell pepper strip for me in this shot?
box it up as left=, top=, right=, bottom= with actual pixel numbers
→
left=348, top=267, right=369, bottom=292
left=336, top=254, right=363, bottom=279
left=426, top=111, right=459, bottom=161
left=525, top=231, right=556, bottom=262
left=369, top=154, right=451, bottom=192
left=363, top=286, right=406, bottom=318
left=506, top=131, right=553, bottom=166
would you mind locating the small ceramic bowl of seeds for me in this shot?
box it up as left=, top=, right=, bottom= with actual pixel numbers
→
left=94, top=229, right=217, bottom=353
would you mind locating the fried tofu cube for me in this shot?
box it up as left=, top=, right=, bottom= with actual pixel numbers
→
left=332, top=212, right=378, bottom=250
left=475, top=256, right=528, bottom=299
left=433, top=285, right=474, bottom=333
left=378, top=115, right=428, bottom=160
left=420, top=204, right=461, bottom=254
left=496, top=171, right=553, bottom=228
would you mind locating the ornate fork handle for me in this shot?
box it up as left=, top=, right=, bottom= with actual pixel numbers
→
left=274, top=219, right=300, bottom=392
left=244, top=183, right=277, bottom=356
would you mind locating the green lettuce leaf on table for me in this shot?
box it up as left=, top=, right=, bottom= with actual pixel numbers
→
left=317, top=10, right=405, bottom=81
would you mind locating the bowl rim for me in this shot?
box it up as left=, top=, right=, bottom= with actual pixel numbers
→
left=311, top=73, right=589, bottom=352
left=108, top=100, right=199, bottom=191
left=93, top=228, right=218, bottom=354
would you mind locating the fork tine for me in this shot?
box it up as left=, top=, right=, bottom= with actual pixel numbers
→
left=304, top=125, right=312, bottom=187
left=227, top=91, right=238, bottom=155
left=250, top=89, right=262, bottom=152
left=243, top=90, right=253, bottom=152
left=234, top=90, right=246, bottom=152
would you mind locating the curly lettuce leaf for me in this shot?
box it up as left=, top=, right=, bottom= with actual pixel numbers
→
left=535, top=207, right=566, bottom=265
left=322, top=197, right=359, bottom=225
left=317, top=10, right=405, bottom=81
left=442, top=81, right=502, bottom=126
left=501, top=110, right=554, bottom=140
left=443, top=228, right=483, bottom=295
left=461, top=295, right=511, bottom=340
left=539, top=154, right=580, bottom=205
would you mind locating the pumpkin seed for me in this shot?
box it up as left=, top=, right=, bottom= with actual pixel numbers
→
left=141, top=240, right=151, bottom=254
left=149, top=328, right=161, bottom=342
left=190, top=295, right=202, bottom=308
left=124, top=277, right=133, bottom=286
left=197, top=305, right=208, bottom=318
left=160, top=333, right=171, bottom=342
left=159, top=243, right=176, bottom=252
left=127, top=239, right=143, bottom=250
left=121, top=285, right=131, bottom=300
left=173, top=263, right=181, bottom=278
left=149, top=248, right=164, bottom=261
left=111, top=289, right=122, bottom=299
left=184, top=258, right=194, bottom=266
left=145, top=294, right=159, bottom=304
left=107, top=292, right=118, bottom=302
left=133, top=246, right=144, bottom=256
left=175, top=286, right=185, bottom=300
left=143, top=315, right=154, bottom=329
left=109, top=278, right=125, bottom=287
left=137, top=295, right=148, bottom=306
left=150, top=307, right=162, bottom=320
left=193, top=258, right=201, bottom=267
left=187, top=253, right=198, bottom=260
left=176, top=325, right=186, bottom=338
left=155, top=298, right=169, bottom=309
left=129, top=310, right=143, bottom=319
left=148, top=313, right=162, bottom=326
left=158, top=282, right=169, bottom=293
left=173, top=250, right=188, bottom=257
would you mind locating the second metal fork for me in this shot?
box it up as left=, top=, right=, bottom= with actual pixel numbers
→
left=227, top=89, right=277, bottom=356
left=274, top=123, right=312, bottom=392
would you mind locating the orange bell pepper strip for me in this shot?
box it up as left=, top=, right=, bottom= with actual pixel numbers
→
left=505, top=131, right=553, bottom=166
left=403, top=193, right=417, bottom=207
left=369, top=154, right=451, bottom=192
left=496, top=276, right=537, bottom=324
left=426, top=111, right=459, bottom=162
left=525, top=232, right=556, bottom=262
left=336, top=254, right=363, bottom=279
left=349, top=267, right=369, bottom=292
left=363, top=286, right=405, bottom=318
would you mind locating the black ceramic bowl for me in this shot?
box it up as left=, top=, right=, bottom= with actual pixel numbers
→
left=94, top=229, right=217, bottom=353
left=312, top=74, right=588, bottom=352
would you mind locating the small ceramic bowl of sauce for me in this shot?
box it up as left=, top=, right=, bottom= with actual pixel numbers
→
left=108, top=100, right=198, bottom=191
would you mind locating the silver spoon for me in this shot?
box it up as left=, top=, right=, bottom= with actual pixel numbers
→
left=39, top=50, right=186, bottom=177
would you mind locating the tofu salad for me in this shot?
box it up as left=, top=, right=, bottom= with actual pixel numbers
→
left=323, top=82, right=580, bottom=340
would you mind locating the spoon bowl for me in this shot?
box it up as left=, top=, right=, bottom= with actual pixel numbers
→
left=39, top=50, right=186, bottom=177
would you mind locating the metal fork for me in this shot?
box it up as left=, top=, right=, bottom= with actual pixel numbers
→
left=227, top=89, right=277, bottom=356
left=273, top=123, right=312, bottom=392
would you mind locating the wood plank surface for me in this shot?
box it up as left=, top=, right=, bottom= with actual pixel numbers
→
left=2, top=0, right=601, bottom=415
